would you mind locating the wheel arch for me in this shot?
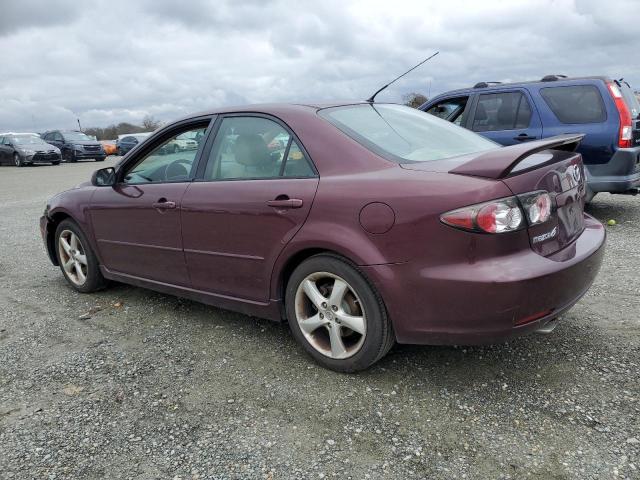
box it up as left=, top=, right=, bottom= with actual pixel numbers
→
left=45, top=211, right=73, bottom=265
left=272, top=244, right=387, bottom=320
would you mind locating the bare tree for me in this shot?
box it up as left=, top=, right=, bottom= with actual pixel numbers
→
left=141, top=115, right=162, bottom=131
left=402, top=92, right=428, bottom=109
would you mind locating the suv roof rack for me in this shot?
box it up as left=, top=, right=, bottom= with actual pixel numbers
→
left=473, top=81, right=502, bottom=89
left=541, top=74, right=568, bottom=82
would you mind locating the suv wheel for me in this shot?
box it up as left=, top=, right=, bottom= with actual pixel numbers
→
left=285, top=254, right=394, bottom=372
left=55, top=219, right=107, bottom=293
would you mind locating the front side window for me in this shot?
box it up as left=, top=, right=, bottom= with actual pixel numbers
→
left=123, top=124, right=208, bottom=184
left=540, top=85, right=606, bottom=124
left=320, top=104, right=498, bottom=163
left=472, top=92, right=532, bottom=132
left=426, top=96, right=469, bottom=125
left=204, top=116, right=315, bottom=180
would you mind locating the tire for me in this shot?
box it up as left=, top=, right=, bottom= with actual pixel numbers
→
left=55, top=219, right=107, bottom=293
left=13, top=153, right=23, bottom=167
left=52, top=161, right=60, bottom=166
left=96, top=157, right=105, bottom=162
left=285, top=254, right=394, bottom=372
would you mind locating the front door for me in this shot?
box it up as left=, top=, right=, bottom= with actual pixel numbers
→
left=181, top=115, right=319, bottom=302
left=90, top=121, right=211, bottom=285
left=469, top=90, right=543, bottom=145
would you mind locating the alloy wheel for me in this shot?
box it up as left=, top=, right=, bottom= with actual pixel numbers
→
left=14, top=153, right=21, bottom=167
left=58, top=230, right=88, bottom=286
left=294, top=272, right=366, bottom=359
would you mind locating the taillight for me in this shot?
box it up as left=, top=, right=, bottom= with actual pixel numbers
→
left=607, top=82, right=633, bottom=148
left=518, top=191, right=552, bottom=226
left=440, top=191, right=552, bottom=233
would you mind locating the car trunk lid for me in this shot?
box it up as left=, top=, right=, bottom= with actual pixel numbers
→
left=502, top=150, right=587, bottom=256
left=403, top=134, right=588, bottom=256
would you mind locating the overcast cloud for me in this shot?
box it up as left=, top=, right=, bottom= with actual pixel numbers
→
left=1, top=0, right=639, bottom=131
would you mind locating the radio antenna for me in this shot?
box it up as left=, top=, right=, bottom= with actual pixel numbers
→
left=366, top=51, right=439, bottom=103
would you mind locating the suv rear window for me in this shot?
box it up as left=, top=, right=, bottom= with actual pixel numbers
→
left=320, top=104, right=498, bottom=163
left=540, top=85, right=606, bottom=124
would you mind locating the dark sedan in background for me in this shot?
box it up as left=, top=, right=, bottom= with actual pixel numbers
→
left=0, top=133, right=61, bottom=166
left=42, top=130, right=106, bottom=162
left=116, top=133, right=152, bottom=155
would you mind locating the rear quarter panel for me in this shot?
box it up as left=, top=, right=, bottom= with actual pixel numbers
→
left=527, top=81, right=619, bottom=165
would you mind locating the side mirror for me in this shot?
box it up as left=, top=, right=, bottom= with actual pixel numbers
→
left=91, top=167, right=116, bottom=186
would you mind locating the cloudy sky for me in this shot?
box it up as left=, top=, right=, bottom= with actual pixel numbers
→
left=1, top=0, right=639, bottom=132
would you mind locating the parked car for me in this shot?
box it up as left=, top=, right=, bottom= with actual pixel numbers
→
left=41, top=130, right=106, bottom=162
left=116, top=133, right=152, bottom=155
left=40, top=103, right=605, bottom=371
left=0, top=133, right=61, bottom=166
left=99, top=140, right=117, bottom=156
left=421, top=75, right=640, bottom=201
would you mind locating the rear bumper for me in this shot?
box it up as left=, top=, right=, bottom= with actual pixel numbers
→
left=362, top=214, right=606, bottom=345
left=586, top=147, right=640, bottom=193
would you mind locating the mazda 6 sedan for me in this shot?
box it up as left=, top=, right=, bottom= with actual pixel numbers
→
left=40, top=102, right=606, bottom=371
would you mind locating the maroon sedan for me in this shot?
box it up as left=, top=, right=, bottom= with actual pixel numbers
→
left=40, top=103, right=605, bottom=371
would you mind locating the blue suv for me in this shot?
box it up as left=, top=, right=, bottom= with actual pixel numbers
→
left=420, top=75, right=640, bottom=201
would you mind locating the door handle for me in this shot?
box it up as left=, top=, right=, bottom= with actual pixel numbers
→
left=152, top=198, right=176, bottom=210
left=514, top=134, right=537, bottom=141
left=267, top=198, right=303, bottom=209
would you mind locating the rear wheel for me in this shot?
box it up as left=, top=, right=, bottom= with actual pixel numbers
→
left=55, top=219, right=107, bottom=293
left=13, top=153, right=23, bottom=167
left=285, top=254, right=394, bottom=372
left=52, top=161, right=60, bottom=166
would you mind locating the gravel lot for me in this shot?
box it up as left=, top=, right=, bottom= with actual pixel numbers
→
left=0, top=158, right=639, bottom=479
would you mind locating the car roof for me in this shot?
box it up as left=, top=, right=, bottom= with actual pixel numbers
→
left=181, top=101, right=375, bottom=119
left=430, top=75, right=613, bottom=99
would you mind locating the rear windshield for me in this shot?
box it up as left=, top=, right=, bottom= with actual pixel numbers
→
left=618, top=81, right=640, bottom=119
left=540, top=85, right=606, bottom=124
left=319, top=104, right=498, bottom=163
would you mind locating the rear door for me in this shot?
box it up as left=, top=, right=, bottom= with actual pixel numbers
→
left=181, top=114, right=319, bottom=302
left=469, top=89, right=543, bottom=145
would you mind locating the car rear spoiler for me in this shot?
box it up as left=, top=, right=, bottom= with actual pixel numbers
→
left=450, top=134, right=585, bottom=179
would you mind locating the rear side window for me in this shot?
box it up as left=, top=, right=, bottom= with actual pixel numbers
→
left=540, top=85, right=606, bottom=124
left=204, top=116, right=315, bottom=180
left=472, top=92, right=532, bottom=132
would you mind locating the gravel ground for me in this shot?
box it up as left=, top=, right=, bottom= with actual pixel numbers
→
left=0, top=159, right=639, bottom=479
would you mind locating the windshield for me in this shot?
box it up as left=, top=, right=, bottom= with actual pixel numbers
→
left=320, top=104, right=498, bottom=163
left=12, top=135, right=43, bottom=145
left=64, top=132, right=93, bottom=141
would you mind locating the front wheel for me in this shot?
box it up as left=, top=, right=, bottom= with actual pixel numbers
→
left=285, top=254, right=394, bottom=372
left=13, top=153, right=23, bottom=167
left=55, top=219, right=107, bottom=293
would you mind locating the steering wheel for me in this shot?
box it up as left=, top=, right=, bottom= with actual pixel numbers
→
left=165, top=159, right=191, bottom=181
